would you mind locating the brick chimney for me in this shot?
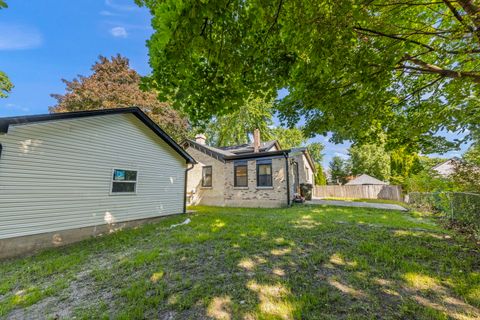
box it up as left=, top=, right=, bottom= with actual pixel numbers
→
left=195, top=134, right=206, bottom=145
left=253, top=129, right=261, bottom=153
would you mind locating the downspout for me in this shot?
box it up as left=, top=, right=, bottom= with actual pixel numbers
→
left=184, top=162, right=195, bottom=213
left=284, top=152, right=291, bottom=206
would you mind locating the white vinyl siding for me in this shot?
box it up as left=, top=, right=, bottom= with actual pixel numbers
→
left=0, top=113, right=186, bottom=239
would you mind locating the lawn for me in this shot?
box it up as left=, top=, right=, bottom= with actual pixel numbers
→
left=321, top=197, right=407, bottom=207
left=1, top=205, right=480, bottom=319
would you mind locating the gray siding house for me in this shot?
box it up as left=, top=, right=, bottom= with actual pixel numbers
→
left=0, top=107, right=195, bottom=258
left=185, top=131, right=316, bottom=208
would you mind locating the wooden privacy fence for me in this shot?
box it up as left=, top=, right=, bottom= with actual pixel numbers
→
left=314, top=185, right=404, bottom=202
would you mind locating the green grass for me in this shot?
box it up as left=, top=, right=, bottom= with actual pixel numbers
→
left=1, top=205, right=479, bottom=319
left=321, top=197, right=407, bottom=206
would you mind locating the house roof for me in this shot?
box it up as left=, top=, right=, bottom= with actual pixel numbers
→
left=217, top=140, right=280, bottom=154
left=0, top=107, right=196, bottom=164
left=183, top=139, right=316, bottom=171
left=345, top=174, right=387, bottom=185
left=431, top=157, right=460, bottom=170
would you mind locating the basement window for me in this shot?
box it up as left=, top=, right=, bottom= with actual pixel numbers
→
left=111, top=169, right=137, bottom=194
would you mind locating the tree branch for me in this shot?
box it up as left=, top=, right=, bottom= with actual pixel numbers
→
left=265, top=0, right=284, bottom=40
left=457, top=0, right=480, bottom=40
left=399, top=54, right=480, bottom=82
left=354, top=26, right=435, bottom=51
left=443, top=0, right=466, bottom=24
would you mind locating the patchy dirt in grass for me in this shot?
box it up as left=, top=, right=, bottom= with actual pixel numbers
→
left=4, top=250, right=130, bottom=319
left=6, top=270, right=110, bottom=320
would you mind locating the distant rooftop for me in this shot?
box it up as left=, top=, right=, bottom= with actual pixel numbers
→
left=345, top=174, right=387, bottom=185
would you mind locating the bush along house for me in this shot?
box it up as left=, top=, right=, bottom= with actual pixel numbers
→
left=184, top=130, right=316, bottom=208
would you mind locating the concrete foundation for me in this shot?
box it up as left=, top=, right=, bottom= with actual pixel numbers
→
left=0, top=213, right=183, bottom=260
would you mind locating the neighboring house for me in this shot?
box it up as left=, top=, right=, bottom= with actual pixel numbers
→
left=345, top=174, right=387, bottom=185
left=0, top=107, right=195, bottom=259
left=184, top=130, right=316, bottom=208
left=432, top=157, right=460, bottom=177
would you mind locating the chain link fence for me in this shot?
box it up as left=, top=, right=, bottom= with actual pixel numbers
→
left=408, top=192, right=480, bottom=238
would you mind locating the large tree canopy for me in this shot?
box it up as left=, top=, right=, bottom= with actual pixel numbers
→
left=349, top=143, right=391, bottom=182
left=50, top=55, right=188, bottom=141
left=137, top=0, right=480, bottom=152
left=202, top=96, right=274, bottom=146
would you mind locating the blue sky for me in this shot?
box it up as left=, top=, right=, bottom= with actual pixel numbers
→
left=0, top=0, right=468, bottom=168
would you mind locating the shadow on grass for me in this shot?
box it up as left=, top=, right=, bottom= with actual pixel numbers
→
left=1, top=205, right=479, bottom=319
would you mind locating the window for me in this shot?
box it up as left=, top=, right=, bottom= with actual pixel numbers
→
left=111, top=169, right=137, bottom=194
left=257, top=160, right=273, bottom=187
left=202, top=166, right=212, bottom=187
left=234, top=161, right=248, bottom=187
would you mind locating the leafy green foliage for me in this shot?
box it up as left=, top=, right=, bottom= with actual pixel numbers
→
left=314, top=165, right=327, bottom=185
left=451, top=143, right=480, bottom=193
left=307, top=142, right=324, bottom=165
left=0, top=71, right=13, bottom=98
left=349, top=143, right=391, bottom=182
left=452, top=162, right=480, bottom=193
left=138, top=0, right=480, bottom=152
left=201, top=96, right=274, bottom=146
left=463, top=143, right=480, bottom=166
left=307, top=142, right=326, bottom=185
left=329, top=156, right=350, bottom=184
left=271, top=126, right=305, bottom=149
left=404, top=171, right=456, bottom=193
left=390, top=149, right=422, bottom=186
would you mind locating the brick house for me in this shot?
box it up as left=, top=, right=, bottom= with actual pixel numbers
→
left=184, top=130, right=316, bottom=208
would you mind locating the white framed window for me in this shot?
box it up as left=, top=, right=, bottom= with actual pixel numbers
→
left=111, top=169, right=137, bottom=194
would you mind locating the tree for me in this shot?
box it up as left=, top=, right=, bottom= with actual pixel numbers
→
left=314, top=166, right=327, bottom=186
left=404, top=171, right=456, bottom=193
left=329, top=156, right=350, bottom=185
left=463, top=143, right=480, bottom=166
left=349, top=143, right=391, bottom=182
left=307, top=142, right=326, bottom=185
left=0, top=2, right=12, bottom=98
left=201, top=96, right=273, bottom=146
left=389, top=148, right=422, bottom=186
left=0, top=71, right=12, bottom=98
left=50, top=55, right=188, bottom=141
left=199, top=97, right=308, bottom=148
left=137, top=0, right=480, bottom=153
left=452, top=161, right=480, bottom=193
left=451, top=142, right=480, bottom=192
left=271, top=127, right=305, bottom=149
left=307, top=142, right=323, bottom=164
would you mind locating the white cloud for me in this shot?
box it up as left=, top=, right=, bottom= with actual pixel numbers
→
left=110, top=26, right=128, bottom=38
left=105, top=0, right=137, bottom=11
left=0, top=24, right=42, bottom=50
left=334, top=152, right=349, bottom=159
left=100, top=10, right=118, bottom=16
left=5, top=103, right=30, bottom=112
